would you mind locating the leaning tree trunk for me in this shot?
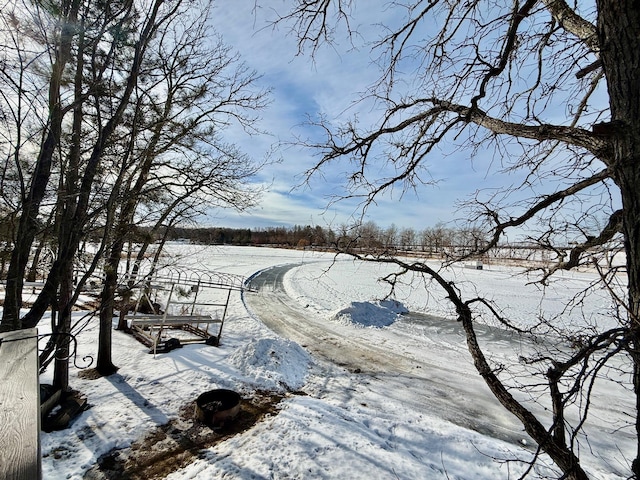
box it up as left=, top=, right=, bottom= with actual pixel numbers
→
left=399, top=255, right=591, bottom=478
left=441, top=282, right=589, bottom=478
left=596, top=0, right=640, bottom=475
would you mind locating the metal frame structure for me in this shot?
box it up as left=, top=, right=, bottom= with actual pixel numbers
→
left=123, top=266, right=253, bottom=354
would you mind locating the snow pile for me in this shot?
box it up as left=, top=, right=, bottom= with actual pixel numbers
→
left=332, top=299, right=409, bottom=328
left=228, top=337, right=310, bottom=392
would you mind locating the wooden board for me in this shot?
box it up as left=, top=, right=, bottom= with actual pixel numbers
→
left=0, top=328, right=41, bottom=480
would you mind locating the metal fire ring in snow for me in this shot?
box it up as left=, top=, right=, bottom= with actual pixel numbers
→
left=195, top=389, right=241, bottom=429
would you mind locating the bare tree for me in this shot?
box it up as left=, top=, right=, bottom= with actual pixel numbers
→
left=356, top=220, right=382, bottom=251
left=381, top=224, right=397, bottom=250
left=0, top=0, right=266, bottom=396
left=275, top=1, right=637, bottom=478
left=420, top=223, right=453, bottom=255
left=0, top=0, right=72, bottom=329
left=92, top=9, right=267, bottom=374
left=399, top=226, right=416, bottom=251
left=0, top=0, right=193, bottom=390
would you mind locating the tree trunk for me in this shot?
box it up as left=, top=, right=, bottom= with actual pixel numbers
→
left=596, top=1, right=640, bottom=475
left=613, top=173, right=640, bottom=477
left=613, top=167, right=640, bottom=477
left=1, top=0, right=80, bottom=331
left=96, top=239, right=125, bottom=375
left=26, top=241, right=43, bottom=283
left=52, top=262, right=73, bottom=392
left=96, top=264, right=118, bottom=376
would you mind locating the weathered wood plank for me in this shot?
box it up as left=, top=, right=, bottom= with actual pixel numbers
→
left=0, top=328, right=41, bottom=480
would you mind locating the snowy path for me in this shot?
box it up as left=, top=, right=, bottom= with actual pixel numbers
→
left=244, top=263, right=530, bottom=447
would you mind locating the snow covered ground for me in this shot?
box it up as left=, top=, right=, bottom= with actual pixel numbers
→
left=32, top=245, right=632, bottom=479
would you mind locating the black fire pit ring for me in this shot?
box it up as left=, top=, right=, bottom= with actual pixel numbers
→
left=195, top=389, right=241, bottom=428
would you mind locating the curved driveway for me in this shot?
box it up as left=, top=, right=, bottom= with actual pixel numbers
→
left=243, top=264, right=529, bottom=446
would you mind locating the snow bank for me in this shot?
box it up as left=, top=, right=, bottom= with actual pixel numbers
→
left=332, top=299, right=409, bottom=328
left=228, top=337, right=311, bottom=392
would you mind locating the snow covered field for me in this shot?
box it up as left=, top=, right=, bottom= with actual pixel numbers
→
left=34, top=245, right=632, bottom=479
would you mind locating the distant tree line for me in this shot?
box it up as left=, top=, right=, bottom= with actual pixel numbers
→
left=161, top=221, right=488, bottom=254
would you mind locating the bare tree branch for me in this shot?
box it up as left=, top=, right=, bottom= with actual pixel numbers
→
left=541, top=0, right=599, bottom=53
left=272, top=1, right=639, bottom=476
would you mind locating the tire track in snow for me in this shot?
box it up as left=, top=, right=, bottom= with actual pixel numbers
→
left=243, top=264, right=531, bottom=447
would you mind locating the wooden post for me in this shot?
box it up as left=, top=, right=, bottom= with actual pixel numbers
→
left=0, top=328, right=41, bottom=480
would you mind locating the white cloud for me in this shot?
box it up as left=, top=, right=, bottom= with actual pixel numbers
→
left=205, top=1, right=533, bottom=231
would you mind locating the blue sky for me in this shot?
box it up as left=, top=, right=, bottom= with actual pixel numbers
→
left=202, top=1, right=609, bottom=235
left=199, top=1, right=474, bottom=231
